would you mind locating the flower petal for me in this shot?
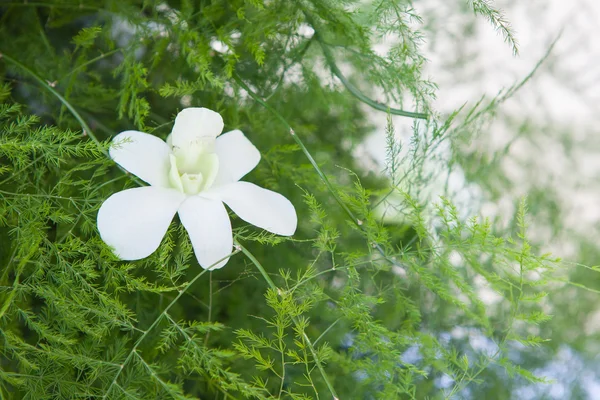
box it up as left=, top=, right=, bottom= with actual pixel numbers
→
left=178, top=196, right=233, bottom=270
left=97, top=187, right=185, bottom=260
left=110, top=130, right=172, bottom=187
left=212, top=130, right=261, bottom=186
left=170, top=107, right=224, bottom=148
left=208, top=182, right=297, bottom=236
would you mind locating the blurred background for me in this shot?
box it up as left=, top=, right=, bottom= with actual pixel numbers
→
left=360, top=0, right=600, bottom=397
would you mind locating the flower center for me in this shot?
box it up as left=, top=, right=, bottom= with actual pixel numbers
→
left=168, top=140, right=219, bottom=195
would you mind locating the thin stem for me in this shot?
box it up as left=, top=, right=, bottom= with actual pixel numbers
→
left=0, top=190, right=96, bottom=203
left=313, top=318, right=341, bottom=346
left=204, top=271, right=213, bottom=346
left=57, top=49, right=121, bottom=82
left=289, top=258, right=387, bottom=292
left=236, top=241, right=339, bottom=400
left=278, top=321, right=286, bottom=400
left=164, top=313, right=240, bottom=400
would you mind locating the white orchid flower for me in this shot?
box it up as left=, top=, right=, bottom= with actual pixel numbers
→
left=97, top=107, right=297, bottom=269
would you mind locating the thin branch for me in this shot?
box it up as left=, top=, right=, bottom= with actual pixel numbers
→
left=57, top=48, right=122, bottom=82
left=236, top=241, right=339, bottom=400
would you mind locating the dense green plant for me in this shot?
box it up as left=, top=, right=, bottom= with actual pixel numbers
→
left=0, top=1, right=594, bottom=399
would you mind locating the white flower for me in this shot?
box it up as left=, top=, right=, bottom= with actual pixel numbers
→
left=97, top=107, right=297, bottom=269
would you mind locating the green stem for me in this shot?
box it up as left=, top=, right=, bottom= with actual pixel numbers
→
left=57, top=49, right=121, bottom=82
left=236, top=241, right=339, bottom=400
left=203, top=271, right=213, bottom=347
left=313, top=317, right=340, bottom=346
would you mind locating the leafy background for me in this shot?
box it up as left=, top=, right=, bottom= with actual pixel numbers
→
left=0, top=0, right=598, bottom=399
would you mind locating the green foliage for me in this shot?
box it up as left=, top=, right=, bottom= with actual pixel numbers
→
left=0, top=1, right=591, bottom=399
left=467, top=0, right=518, bottom=55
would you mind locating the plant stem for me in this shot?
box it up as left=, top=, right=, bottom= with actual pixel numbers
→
left=236, top=241, right=339, bottom=400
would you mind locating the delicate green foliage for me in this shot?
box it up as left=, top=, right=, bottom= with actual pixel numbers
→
left=467, top=0, right=519, bottom=55
left=384, top=112, right=402, bottom=184
left=0, top=1, right=588, bottom=399
left=72, top=26, right=103, bottom=49
left=116, top=57, right=151, bottom=129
